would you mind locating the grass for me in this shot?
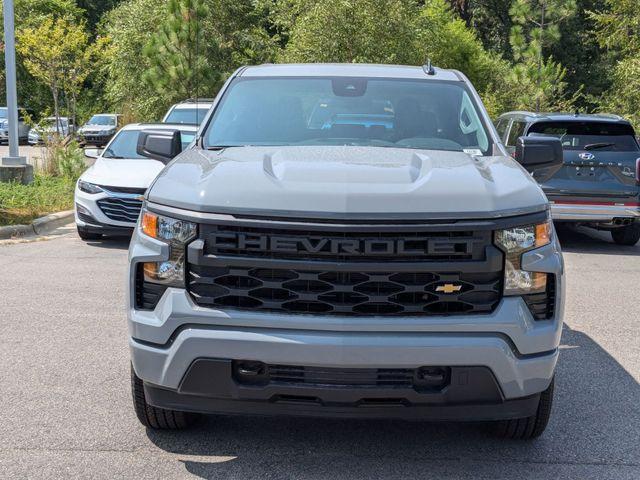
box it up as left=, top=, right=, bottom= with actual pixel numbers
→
left=0, top=175, right=76, bottom=226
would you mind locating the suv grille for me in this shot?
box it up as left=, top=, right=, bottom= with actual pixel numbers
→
left=97, top=197, right=143, bottom=223
left=186, top=220, right=504, bottom=316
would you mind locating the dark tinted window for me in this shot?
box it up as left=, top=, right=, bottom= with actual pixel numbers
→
left=528, top=121, right=639, bottom=151
left=205, top=77, right=492, bottom=154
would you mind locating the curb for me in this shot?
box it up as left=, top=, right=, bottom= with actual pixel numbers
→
left=0, top=210, right=74, bottom=240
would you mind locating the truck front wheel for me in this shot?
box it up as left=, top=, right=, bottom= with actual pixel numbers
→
left=130, top=365, right=198, bottom=429
left=490, top=377, right=554, bottom=440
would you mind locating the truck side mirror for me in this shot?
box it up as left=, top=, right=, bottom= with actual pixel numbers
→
left=137, top=129, right=182, bottom=164
left=514, top=136, right=563, bottom=172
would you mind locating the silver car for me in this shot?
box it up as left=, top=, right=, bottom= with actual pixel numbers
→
left=0, top=107, right=34, bottom=144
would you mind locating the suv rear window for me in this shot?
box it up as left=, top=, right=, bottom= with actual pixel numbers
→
left=205, top=77, right=492, bottom=155
left=528, top=121, right=639, bottom=152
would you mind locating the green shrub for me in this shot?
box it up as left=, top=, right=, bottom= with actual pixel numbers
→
left=46, top=139, right=87, bottom=180
left=0, top=175, right=76, bottom=225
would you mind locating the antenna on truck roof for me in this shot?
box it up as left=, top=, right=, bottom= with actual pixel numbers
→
left=422, top=59, right=436, bottom=76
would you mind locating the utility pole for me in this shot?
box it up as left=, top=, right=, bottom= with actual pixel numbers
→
left=1, top=0, right=32, bottom=184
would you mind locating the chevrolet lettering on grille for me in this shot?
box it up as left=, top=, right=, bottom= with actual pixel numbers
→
left=209, top=232, right=474, bottom=257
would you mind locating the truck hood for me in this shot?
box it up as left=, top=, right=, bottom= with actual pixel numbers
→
left=147, top=146, right=548, bottom=219
left=81, top=158, right=165, bottom=189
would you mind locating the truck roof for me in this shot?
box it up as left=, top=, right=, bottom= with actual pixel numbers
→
left=239, top=63, right=463, bottom=82
left=498, top=111, right=631, bottom=125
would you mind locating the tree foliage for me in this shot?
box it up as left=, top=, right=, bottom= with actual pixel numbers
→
left=142, top=0, right=219, bottom=104
left=16, top=17, right=92, bottom=129
left=0, top=0, right=637, bottom=127
left=508, top=0, right=576, bottom=111
left=591, top=0, right=640, bottom=125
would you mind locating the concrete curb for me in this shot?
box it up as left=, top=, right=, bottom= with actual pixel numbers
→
left=0, top=210, right=74, bottom=240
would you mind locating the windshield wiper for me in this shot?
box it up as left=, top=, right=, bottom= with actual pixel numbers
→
left=207, top=145, right=241, bottom=151
left=584, top=142, right=616, bottom=150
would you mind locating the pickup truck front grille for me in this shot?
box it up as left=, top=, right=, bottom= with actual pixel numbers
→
left=186, top=219, right=504, bottom=316
left=187, top=265, right=501, bottom=315
left=97, top=197, right=143, bottom=223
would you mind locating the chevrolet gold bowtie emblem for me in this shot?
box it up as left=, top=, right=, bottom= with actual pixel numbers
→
left=436, top=283, right=462, bottom=294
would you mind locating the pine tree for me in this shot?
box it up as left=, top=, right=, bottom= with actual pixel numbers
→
left=142, top=0, right=218, bottom=105
left=509, top=0, right=576, bottom=111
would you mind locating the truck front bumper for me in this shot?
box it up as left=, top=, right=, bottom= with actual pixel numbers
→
left=129, top=227, right=564, bottom=420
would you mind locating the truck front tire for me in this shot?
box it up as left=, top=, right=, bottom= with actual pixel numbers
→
left=130, top=365, right=198, bottom=429
left=490, top=377, right=554, bottom=440
left=611, top=223, right=640, bottom=246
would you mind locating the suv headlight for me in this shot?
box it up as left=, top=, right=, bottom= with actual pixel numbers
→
left=78, top=180, right=103, bottom=194
left=495, top=219, right=551, bottom=295
left=139, top=206, right=197, bottom=287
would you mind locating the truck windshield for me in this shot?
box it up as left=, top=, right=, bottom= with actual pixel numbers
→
left=204, top=77, right=491, bottom=154
left=528, top=121, right=639, bottom=152
left=103, top=129, right=195, bottom=159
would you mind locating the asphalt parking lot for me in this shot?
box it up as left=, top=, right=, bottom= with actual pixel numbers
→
left=0, top=223, right=639, bottom=479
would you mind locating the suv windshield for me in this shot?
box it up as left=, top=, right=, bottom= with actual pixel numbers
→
left=165, top=107, right=208, bottom=125
left=528, top=121, right=639, bottom=152
left=103, top=129, right=195, bottom=159
left=87, top=115, right=116, bottom=126
left=204, top=77, right=491, bottom=154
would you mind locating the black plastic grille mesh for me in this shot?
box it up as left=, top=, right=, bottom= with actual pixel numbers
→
left=97, top=197, right=143, bottom=223
left=524, top=275, right=556, bottom=320
left=188, top=265, right=502, bottom=315
left=265, top=364, right=422, bottom=387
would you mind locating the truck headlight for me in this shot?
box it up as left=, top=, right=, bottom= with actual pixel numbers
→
left=78, top=180, right=103, bottom=194
left=139, top=207, right=197, bottom=287
left=495, top=219, right=551, bottom=295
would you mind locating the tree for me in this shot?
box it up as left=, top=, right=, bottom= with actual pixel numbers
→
left=16, top=17, right=91, bottom=132
left=274, top=0, right=515, bottom=117
left=591, top=0, right=640, bottom=126
left=509, top=0, right=576, bottom=111
left=142, top=0, right=219, bottom=103
left=278, top=0, right=419, bottom=64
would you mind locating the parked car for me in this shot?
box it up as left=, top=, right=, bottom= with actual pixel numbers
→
left=74, top=123, right=197, bottom=241
left=28, top=116, right=74, bottom=144
left=496, top=112, right=640, bottom=245
left=0, top=107, right=34, bottom=144
left=128, top=63, right=565, bottom=439
left=77, top=113, right=122, bottom=147
left=162, top=98, right=214, bottom=125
